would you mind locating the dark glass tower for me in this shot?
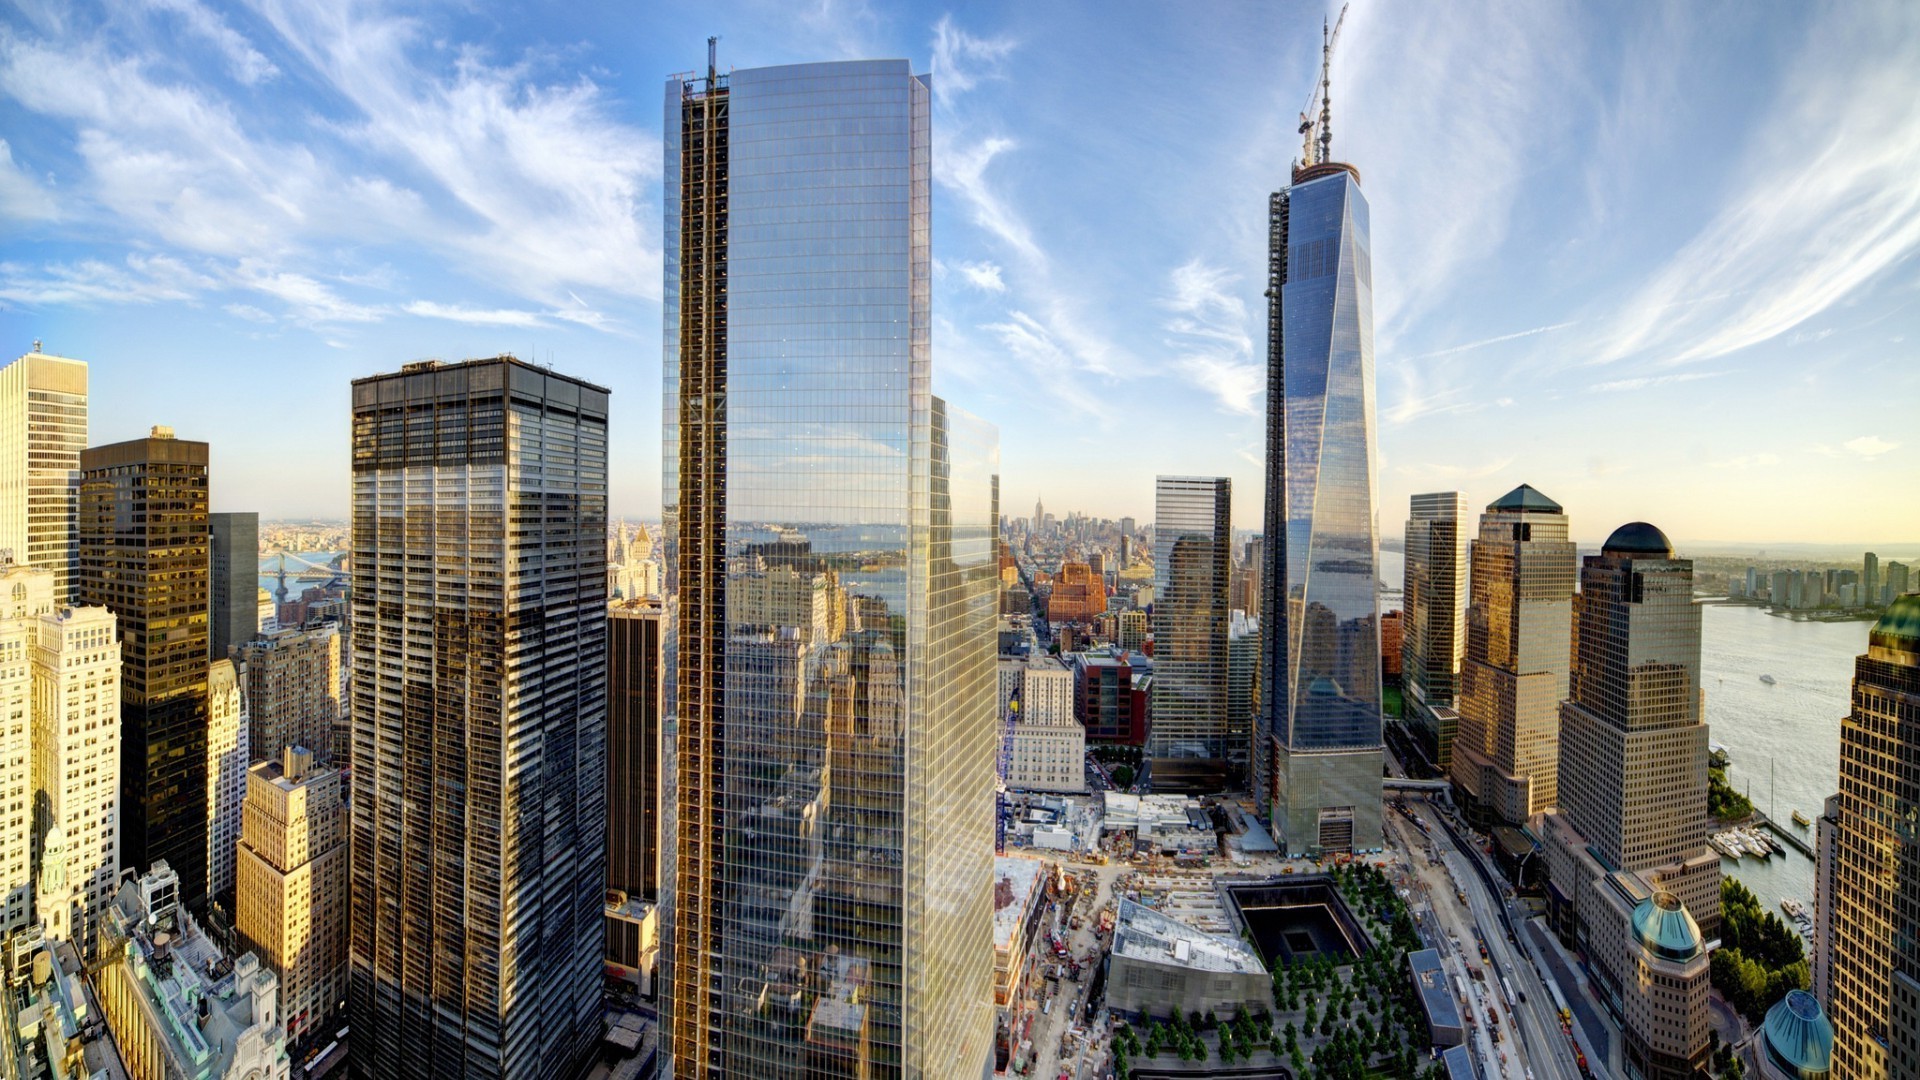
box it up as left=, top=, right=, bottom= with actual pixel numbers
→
left=209, top=510, right=259, bottom=661
left=78, top=426, right=211, bottom=908
left=1257, top=81, right=1383, bottom=856
left=1148, top=475, right=1232, bottom=792
left=347, top=357, right=608, bottom=1080
left=664, top=53, right=999, bottom=1079
left=608, top=601, right=662, bottom=900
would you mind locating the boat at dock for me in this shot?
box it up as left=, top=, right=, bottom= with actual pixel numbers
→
left=1781, top=898, right=1806, bottom=919
left=1792, top=810, right=1811, bottom=828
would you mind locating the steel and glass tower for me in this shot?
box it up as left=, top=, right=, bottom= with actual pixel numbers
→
left=1148, top=476, right=1232, bottom=792
left=1257, top=41, right=1383, bottom=855
left=1401, top=491, right=1469, bottom=771
left=664, top=52, right=999, bottom=1079
left=347, top=357, right=608, bottom=1080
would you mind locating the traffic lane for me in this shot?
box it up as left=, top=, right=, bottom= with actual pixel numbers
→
left=1525, top=919, right=1611, bottom=1068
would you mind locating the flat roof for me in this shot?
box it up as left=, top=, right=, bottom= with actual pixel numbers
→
left=1409, top=949, right=1463, bottom=1032
left=1443, top=1044, right=1477, bottom=1080
left=992, top=856, right=1047, bottom=951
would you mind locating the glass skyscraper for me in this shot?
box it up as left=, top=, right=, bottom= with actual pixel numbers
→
left=1401, top=491, right=1468, bottom=772
left=1148, top=476, right=1232, bottom=792
left=347, top=357, right=608, bottom=1080
left=663, top=55, right=999, bottom=1079
left=1258, top=150, right=1384, bottom=856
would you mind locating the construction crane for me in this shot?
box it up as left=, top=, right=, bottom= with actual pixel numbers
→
left=1297, top=3, right=1350, bottom=167
left=996, top=685, right=1022, bottom=854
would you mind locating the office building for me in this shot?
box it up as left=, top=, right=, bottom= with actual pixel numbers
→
left=94, top=861, right=291, bottom=1080
left=1148, top=476, right=1231, bottom=792
left=348, top=357, right=608, bottom=1080
left=1812, top=792, right=1840, bottom=1007
left=31, top=600, right=119, bottom=949
left=206, top=658, right=247, bottom=905
left=1864, top=553, right=1880, bottom=608
left=1758, top=991, right=1835, bottom=1080
left=0, top=561, right=55, bottom=937
left=0, top=347, right=86, bottom=601
left=664, top=54, right=999, bottom=1077
left=1543, top=523, right=1717, bottom=1080
left=234, top=624, right=341, bottom=764
left=1227, top=611, right=1260, bottom=782
left=78, top=426, right=211, bottom=910
left=209, top=512, right=259, bottom=662
left=236, top=747, right=347, bottom=1043
left=1046, top=561, right=1107, bottom=624
left=608, top=601, right=662, bottom=903
left=1820, top=593, right=1920, bottom=1079
left=1888, top=561, right=1911, bottom=605
left=1069, top=650, right=1147, bottom=745
left=1006, top=657, right=1083, bottom=794
left=1258, top=55, right=1384, bottom=854
left=1401, top=492, right=1469, bottom=771
left=1450, top=484, right=1576, bottom=826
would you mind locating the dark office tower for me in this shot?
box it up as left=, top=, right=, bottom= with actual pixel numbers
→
left=347, top=357, right=609, bottom=1080
left=1401, top=492, right=1469, bottom=772
left=1449, top=485, right=1575, bottom=826
left=1148, top=475, right=1233, bottom=792
left=1822, top=593, right=1920, bottom=1079
left=664, top=52, right=999, bottom=1079
left=1864, top=551, right=1880, bottom=607
left=78, top=425, right=211, bottom=908
left=209, top=511, right=259, bottom=661
left=607, top=601, right=662, bottom=899
left=1258, top=29, right=1382, bottom=856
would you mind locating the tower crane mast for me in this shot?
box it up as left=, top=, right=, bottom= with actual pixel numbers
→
left=1297, top=3, right=1350, bottom=166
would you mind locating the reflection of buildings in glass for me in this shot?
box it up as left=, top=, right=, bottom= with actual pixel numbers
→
left=1402, top=492, right=1469, bottom=771
left=1148, top=476, right=1231, bottom=793
left=664, top=55, right=999, bottom=1078
left=1259, top=143, right=1383, bottom=856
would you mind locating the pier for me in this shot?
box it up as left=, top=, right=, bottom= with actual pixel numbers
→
left=1752, top=810, right=1815, bottom=859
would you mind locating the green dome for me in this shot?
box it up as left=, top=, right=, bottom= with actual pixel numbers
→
left=1762, top=989, right=1833, bottom=1079
left=1629, top=891, right=1702, bottom=962
left=1869, top=593, right=1920, bottom=656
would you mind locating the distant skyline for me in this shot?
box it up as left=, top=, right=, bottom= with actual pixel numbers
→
left=2, top=1, right=1916, bottom=542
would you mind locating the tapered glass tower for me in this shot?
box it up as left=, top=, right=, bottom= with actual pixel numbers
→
left=1258, top=47, right=1383, bottom=855
left=663, top=54, right=999, bottom=1079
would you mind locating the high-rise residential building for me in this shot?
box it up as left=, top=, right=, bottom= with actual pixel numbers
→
left=1257, top=53, right=1384, bottom=855
left=1820, top=593, right=1920, bottom=1079
left=664, top=53, right=999, bottom=1078
left=1148, top=475, right=1232, bottom=793
left=1812, top=792, right=1840, bottom=1007
left=31, top=601, right=119, bottom=947
left=348, top=357, right=608, bottom=1080
left=237, top=746, right=348, bottom=1043
left=235, top=624, right=342, bottom=764
left=78, top=425, right=212, bottom=910
left=608, top=600, right=662, bottom=903
left=0, top=347, right=87, bottom=601
left=1450, top=485, right=1576, bottom=826
left=1228, top=610, right=1260, bottom=781
left=1401, top=492, right=1469, bottom=771
left=209, top=512, right=260, bottom=663
left=1543, top=523, right=1718, bottom=1080
left=0, top=560, right=55, bottom=936
left=206, top=657, right=248, bottom=905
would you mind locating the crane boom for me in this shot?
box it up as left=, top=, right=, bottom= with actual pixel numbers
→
left=1297, top=3, right=1350, bottom=166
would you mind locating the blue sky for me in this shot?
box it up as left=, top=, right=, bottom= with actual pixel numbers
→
left=1, top=1, right=1915, bottom=545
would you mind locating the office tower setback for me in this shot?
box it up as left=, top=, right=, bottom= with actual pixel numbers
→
left=1258, top=49, right=1384, bottom=854
left=1450, top=485, right=1576, bottom=826
left=348, top=357, right=608, bottom=1080
left=31, top=601, right=119, bottom=946
left=209, top=512, right=260, bottom=663
left=206, top=657, right=248, bottom=905
left=608, top=601, right=662, bottom=902
left=237, top=746, right=347, bottom=1043
left=664, top=54, right=999, bottom=1077
left=1543, top=523, right=1718, bottom=1080
left=1401, top=492, right=1469, bottom=771
left=78, top=425, right=212, bottom=909
left=235, top=624, right=342, bottom=763
left=0, top=347, right=87, bottom=601
left=1821, top=593, right=1920, bottom=1079
left=1149, top=476, right=1232, bottom=792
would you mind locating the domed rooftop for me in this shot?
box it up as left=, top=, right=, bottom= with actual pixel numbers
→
left=1487, top=483, right=1562, bottom=514
left=1869, top=593, right=1920, bottom=656
left=1602, top=521, right=1673, bottom=558
left=1762, top=989, right=1834, bottom=1080
left=1629, top=891, right=1702, bottom=962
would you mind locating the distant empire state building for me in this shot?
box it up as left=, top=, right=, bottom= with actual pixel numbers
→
left=1256, top=20, right=1384, bottom=856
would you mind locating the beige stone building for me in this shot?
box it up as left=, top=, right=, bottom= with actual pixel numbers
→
left=206, top=658, right=248, bottom=904
left=0, top=348, right=87, bottom=601
left=233, top=624, right=340, bottom=763
left=31, top=602, right=119, bottom=947
left=235, top=746, right=346, bottom=1041
left=1005, top=658, right=1084, bottom=793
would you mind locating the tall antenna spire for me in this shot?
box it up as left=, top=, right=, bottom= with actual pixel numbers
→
left=1317, top=16, right=1333, bottom=164
left=707, top=35, right=718, bottom=83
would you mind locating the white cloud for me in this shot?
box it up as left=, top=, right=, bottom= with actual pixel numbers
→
left=1843, top=435, right=1898, bottom=459
left=931, top=15, right=1015, bottom=97
left=0, top=253, right=215, bottom=306
left=1162, top=259, right=1259, bottom=415
left=0, top=138, right=57, bottom=221
left=142, top=0, right=279, bottom=85
left=223, top=303, right=274, bottom=323
left=403, top=300, right=546, bottom=328
left=1411, top=322, right=1574, bottom=361
left=939, top=136, right=1041, bottom=266
left=1587, top=370, right=1727, bottom=393
left=954, top=260, right=1006, bottom=292
left=233, top=262, right=383, bottom=324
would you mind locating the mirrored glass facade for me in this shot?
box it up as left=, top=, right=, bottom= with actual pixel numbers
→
left=663, top=58, right=998, bottom=1080
left=347, top=358, right=609, bottom=1080
left=1259, top=164, right=1384, bottom=855
left=1148, top=476, right=1231, bottom=792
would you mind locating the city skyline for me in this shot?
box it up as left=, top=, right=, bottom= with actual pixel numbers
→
left=3, top=2, right=1917, bottom=542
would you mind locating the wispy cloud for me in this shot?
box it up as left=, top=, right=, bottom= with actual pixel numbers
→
left=0, top=253, right=215, bottom=306
left=142, top=0, right=278, bottom=85
left=0, top=138, right=57, bottom=221
left=1411, top=321, right=1575, bottom=361
left=931, top=15, right=1015, bottom=97
left=1585, top=5, right=1920, bottom=367
left=1587, top=370, right=1727, bottom=393
left=1843, top=435, right=1898, bottom=459
left=233, top=262, right=383, bottom=324
left=403, top=300, right=546, bottom=328
left=1162, top=259, right=1259, bottom=415
left=953, top=260, right=1006, bottom=293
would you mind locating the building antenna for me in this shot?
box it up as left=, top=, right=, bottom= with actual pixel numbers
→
left=707, top=35, right=719, bottom=84
left=1296, top=4, right=1349, bottom=167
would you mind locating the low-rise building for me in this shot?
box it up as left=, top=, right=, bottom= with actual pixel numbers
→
left=5, top=930, right=127, bottom=1080
left=604, top=892, right=658, bottom=996
left=1408, top=948, right=1464, bottom=1048
left=94, top=862, right=291, bottom=1080
left=991, top=856, right=1048, bottom=1008
left=1106, top=898, right=1270, bottom=1022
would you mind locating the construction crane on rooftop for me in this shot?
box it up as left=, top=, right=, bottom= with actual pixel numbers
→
left=1297, top=3, right=1350, bottom=166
